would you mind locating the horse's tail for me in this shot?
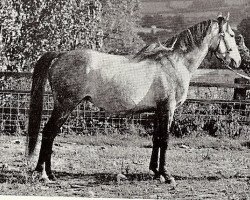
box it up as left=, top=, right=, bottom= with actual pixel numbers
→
left=27, top=51, right=61, bottom=157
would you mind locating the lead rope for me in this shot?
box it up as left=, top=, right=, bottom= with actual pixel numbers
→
left=224, top=64, right=250, bottom=80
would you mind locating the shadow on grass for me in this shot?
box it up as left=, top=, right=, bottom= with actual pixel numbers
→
left=0, top=171, right=26, bottom=184
left=55, top=171, right=154, bottom=184
left=241, top=141, right=250, bottom=149
left=2, top=170, right=248, bottom=186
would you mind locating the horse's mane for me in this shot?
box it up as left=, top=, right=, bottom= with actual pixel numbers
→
left=135, top=19, right=213, bottom=61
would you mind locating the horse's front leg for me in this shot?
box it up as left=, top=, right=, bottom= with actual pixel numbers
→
left=149, top=115, right=160, bottom=177
left=158, top=100, right=176, bottom=185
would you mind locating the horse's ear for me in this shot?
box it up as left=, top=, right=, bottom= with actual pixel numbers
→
left=217, top=12, right=223, bottom=19
left=226, top=12, right=230, bottom=21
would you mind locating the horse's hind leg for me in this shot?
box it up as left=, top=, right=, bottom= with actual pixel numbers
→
left=35, top=105, right=73, bottom=181
left=158, top=100, right=176, bottom=185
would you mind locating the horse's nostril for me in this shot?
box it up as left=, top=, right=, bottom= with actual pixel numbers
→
left=229, top=59, right=237, bottom=68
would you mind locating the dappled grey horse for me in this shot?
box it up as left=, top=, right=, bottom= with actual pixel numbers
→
left=27, top=13, right=241, bottom=184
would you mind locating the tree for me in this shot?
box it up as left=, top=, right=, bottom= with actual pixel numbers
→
left=236, top=34, right=250, bottom=74
left=0, top=0, right=23, bottom=71
left=238, top=17, right=250, bottom=49
left=0, top=0, right=103, bottom=72
left=0, top=0, right=144, bottom=72
left=100, top=0, right=144, bottom=55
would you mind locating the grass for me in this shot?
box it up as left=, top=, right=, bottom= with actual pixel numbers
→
left=0, top=133, right=249, bottom=199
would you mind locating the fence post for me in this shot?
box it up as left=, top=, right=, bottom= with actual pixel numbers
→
left=233, top=78, right=249, bottom=100
left=233, top=78, right=250, bottom=110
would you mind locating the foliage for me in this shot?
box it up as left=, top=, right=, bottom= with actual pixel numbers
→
left=0, top=0, right=23, bottom=71
left=238, top=17, right=250, bottom=49
left=0, top=0, right=103, bottom=72
left=0, top=0, right=144, bottom=72
left=234, top=32, right=250, bottom=74
left=100, top=0, right=145, bottom=55
left=172, top=102, right=250, bottom=138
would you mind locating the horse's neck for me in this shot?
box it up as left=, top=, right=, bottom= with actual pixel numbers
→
left=176, top=35, right=212, bottom=75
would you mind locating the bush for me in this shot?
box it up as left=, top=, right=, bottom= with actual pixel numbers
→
left=172, top=102, right=250, bottom=138
left=238, top=17, right=250, bottom=49
left=0, top=0, right=103, bottom=72
left=0, top=0, right=144, bottom=72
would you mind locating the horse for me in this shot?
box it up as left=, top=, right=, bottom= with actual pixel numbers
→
left=26, top=13, right=241, bottom=184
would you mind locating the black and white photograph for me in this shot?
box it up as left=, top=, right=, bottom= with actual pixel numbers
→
left=0, top=0, right=249, bottom=199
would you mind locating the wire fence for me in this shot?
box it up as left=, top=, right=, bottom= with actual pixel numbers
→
left=0, top=73, right=250, bottom=136
left=0, top=89, right=157, bottom=135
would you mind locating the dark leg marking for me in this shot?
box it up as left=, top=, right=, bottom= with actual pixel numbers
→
left=35, top=106, right=72, bottom=181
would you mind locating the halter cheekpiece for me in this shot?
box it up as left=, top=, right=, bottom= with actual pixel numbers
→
left=212, top=17, right=232, bottom=64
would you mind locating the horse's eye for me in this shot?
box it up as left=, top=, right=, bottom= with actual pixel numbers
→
left=219, top=33, right=225, bottom=37
left=230, top=34, right=234, bottom=37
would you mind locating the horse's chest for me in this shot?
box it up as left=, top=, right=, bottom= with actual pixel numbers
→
left=174, top=70, right=190, bottom=105
left=161, top=62, right=191, bottom=105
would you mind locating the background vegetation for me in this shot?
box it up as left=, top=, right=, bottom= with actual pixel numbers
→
left=0, top=0, right=144, bottom=72
left=0, top=0, right=249, bottom=72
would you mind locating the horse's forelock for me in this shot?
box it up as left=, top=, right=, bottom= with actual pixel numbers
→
left=217, top=16, right=226, bottom=33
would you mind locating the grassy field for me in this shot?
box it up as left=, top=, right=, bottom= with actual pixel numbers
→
left=0, top=133, right=249, bottom=199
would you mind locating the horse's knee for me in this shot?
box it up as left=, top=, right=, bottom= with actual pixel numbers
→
left=160, top=136, right=169, bottom=149
left=152, top=136, right=159, bottom=144
left=153, top=136, right=168, bottom=149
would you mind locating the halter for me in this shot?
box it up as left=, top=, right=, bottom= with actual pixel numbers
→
left=211, top=18, right=232, bottom=64
left=211, top=18, right=250, bottom=80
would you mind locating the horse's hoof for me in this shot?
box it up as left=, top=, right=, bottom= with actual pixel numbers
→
left=149, top=170, right=155, bottom=176
left=40, top=176, right=52, bottom=183
left=158, top=173, right=176, bottom=187
left=149, top=170, right=160, bottom=180
left=159, top=175, right=166, bottom=183
left=48, top=174, right=57, bottom=181
left=169, top=177, right=177, bottom=189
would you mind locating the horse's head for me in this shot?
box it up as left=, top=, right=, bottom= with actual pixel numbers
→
left=210, top=13, right=241, bottom=68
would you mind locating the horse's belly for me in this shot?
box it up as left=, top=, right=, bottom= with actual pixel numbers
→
left=87, top=78, right=156, bottom=112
